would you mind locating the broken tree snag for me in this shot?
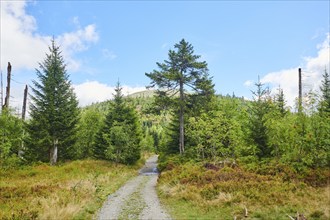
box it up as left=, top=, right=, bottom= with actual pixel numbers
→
left=3, top=62, right=12, bottom=110
left=1, top=70, right=3, bottom=108
left=19, top=84, right=28, bottom=158
left=22, top=85, right=28, bottom=120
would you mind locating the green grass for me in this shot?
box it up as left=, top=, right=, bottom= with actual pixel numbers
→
left=0, top=159, right=139, bottom=220
left=157, top=162, right=330, bottom=220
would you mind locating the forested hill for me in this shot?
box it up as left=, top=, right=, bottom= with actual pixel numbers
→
left=84, top=89, right=156, bottom=113
left=1, top=39, right=329, bottom=219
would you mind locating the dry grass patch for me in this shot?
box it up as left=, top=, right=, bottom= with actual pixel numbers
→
left=0, top=160, right=138, bottom=220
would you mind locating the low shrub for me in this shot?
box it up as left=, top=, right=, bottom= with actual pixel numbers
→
left=157, top=161, right=329, bottom=219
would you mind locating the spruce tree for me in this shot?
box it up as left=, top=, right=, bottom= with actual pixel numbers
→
left=319, top=68, right=330, bottom=115
left=146, top=39, right=213, bottom=154
left=25, top=40, right=79, bottom=165
left=94, top=82, right=141, bottom=164
left=274, top=86, right=287, bottom=117
left=249, top=77, right=271, bottom=158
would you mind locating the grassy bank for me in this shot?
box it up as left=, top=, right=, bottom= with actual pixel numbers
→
left=0, top=159, right=139, bottom=219
left=157, top=161, right=330, bottom=220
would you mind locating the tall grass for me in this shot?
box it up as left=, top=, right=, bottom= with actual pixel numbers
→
left=157, top=162, right=330, bottom=220
left=0, top=159, right=138, bottom=219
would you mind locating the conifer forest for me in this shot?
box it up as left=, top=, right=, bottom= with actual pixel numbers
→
left=1, top=39, right=329, bottom=219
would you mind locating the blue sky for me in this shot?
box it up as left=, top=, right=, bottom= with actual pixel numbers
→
left=1, top=0, right=329, bottom=108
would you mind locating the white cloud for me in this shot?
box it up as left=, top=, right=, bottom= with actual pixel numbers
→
left=0, top=0, right=100, bottom=112
left=304, top=34, right=330, bottom=73
left=0, top=1, right=50, bottom=70
left=244, top=80, right=254, bottom=87
left=260, top=67, right=298, bottom=107
left=73, top=81, right=146, bottom=106
left=257, top=34, right=330, bottom=107
left=0, top=0, right=99, bottom=72
left=56, top=23, right=99, bottom=71
left=102, top=49, right=117, bottom=60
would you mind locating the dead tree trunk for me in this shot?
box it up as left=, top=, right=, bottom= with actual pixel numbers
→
left=1, top=71, right=3, bottom=109
left=22, top=85, right=28, bottom=120
left=179, top=78, right=185, bottom=154
left=3, top=62, right=12, bottom=110
left=298, top=68, right=302, bottom=113
left=19, top=85, right=28, bottom=157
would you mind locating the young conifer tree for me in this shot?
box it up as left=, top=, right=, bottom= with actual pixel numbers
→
left=25, top=40, right=79, bottom=165
left=249, top=77, right=271, bottom=158
left=319, top=68, right=330, bottom=115
left=94, top=82, right=141, bottom=164
left=274, top=86, right=287, bottom=117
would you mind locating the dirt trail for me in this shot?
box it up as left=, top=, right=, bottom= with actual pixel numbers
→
left=97, top=155, right=171, bottom=220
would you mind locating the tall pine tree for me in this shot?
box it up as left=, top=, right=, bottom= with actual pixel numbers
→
left=25, top=40, right=79, bottom=165
left=146, top=39, right=213, bottom=154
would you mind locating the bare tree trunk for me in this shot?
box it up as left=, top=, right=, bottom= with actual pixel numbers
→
left=22, top=85, right=28, bottom=120
left=179, top=79, right=185, bottom=154
left=1, top=70, right=3, bottom=109
left=50, top=139, right=58, bottom=165
left=298, top=68, right=302, bottom=113
left=19, top=85, right=28, bottom=158
left=3, top=62, right=11, bottom=110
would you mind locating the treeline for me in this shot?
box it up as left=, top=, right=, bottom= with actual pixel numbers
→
left=0, top=40, right=144, bottom=167
left=145, top=39, right=330, bottom=171
left=0, top=39, right=329, bottom=172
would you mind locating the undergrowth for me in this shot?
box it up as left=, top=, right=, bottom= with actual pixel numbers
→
left=157, top=158, right=330, bottom=220
left=0, top=159, right=139, bottom=220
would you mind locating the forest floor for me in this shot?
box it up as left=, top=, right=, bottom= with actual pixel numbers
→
left=96, top=155, right=171, bottom=220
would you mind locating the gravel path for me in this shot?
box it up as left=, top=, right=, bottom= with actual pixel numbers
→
left=97, top=155, right=171, bottom=220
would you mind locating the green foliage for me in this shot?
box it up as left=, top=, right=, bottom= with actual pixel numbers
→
left=140, top=128, right=155, bottom=152
left=216, top=96, right=254, bottom=159
left=274, top=86, right=288, bottom=117
left=265, top=90, right=330, bottom=169
left=105, top=123, right=137, bottom=164
left=25, top=40, right=79, bottom=164
left=0, top=109, right=24, bottom=168
left=146, top=39, right=209, bottom=93
left=319, top=68, right=330, bottom=115
left=248, top=78, right=272, bottom=158
left=146, top=39, right=214, bottom=154
left=94, top=82, right=141, bottom=164
left=187, top=111, right=242, bottom=160
left=75, top=107, right=103, bottom=159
